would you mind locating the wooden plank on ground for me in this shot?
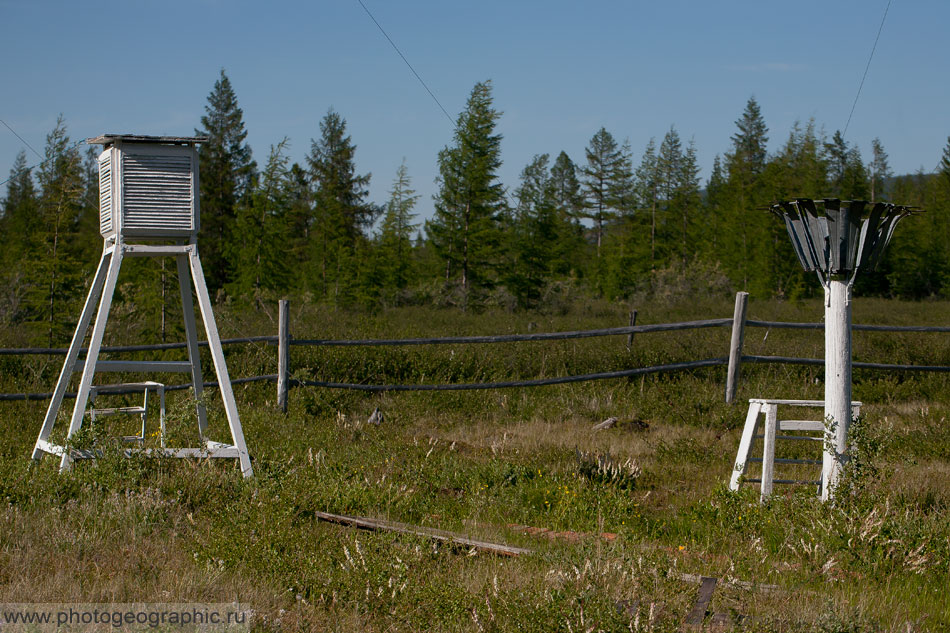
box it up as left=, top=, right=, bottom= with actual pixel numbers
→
left=313, top=511, right=533, bottom=557
left=684, top=576, right=718, bottom=628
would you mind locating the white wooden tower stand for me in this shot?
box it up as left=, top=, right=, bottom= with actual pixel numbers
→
left=31, top=135, right=252, bottom=478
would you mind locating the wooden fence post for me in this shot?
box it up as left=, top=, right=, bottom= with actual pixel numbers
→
left=278, top=299, right=290, bottom=413
left=725, top=291, right=749, bottom=403
left=626, top=309, right=638, bottom=350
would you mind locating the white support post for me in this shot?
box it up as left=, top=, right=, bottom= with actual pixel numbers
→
left=278, top=299, right=290, bottom=413
left=822, top=278, right=853, bottom=501
left=187, top=248, right=253, bottom=478
left=60, top=246, right=125, bottom=472
left=729, top=400, right=762, bottom=490
left=760, top=403, right=778, bottom=502
left=32, top=249, right=111, bottom=460
left=176, top=253, right=209, bottom=438
left=725, top=291, right=749, bottom=403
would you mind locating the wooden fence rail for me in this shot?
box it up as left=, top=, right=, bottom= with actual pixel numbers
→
left=1, top=294, right=949, bottom=406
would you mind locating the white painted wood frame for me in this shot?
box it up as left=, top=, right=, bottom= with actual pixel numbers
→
left=31, top=239, right=252, bottom=478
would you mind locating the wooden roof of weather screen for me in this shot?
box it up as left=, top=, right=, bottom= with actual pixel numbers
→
left=86, top=135, right=208, bottom=146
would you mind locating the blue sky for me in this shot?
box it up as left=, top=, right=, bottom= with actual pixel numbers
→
left=2, top=1, right=948, bottom=225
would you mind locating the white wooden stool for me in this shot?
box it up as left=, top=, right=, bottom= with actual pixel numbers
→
left=730, top=399, right=861, bottom=502
left=87, top=381, right=166, bottom=447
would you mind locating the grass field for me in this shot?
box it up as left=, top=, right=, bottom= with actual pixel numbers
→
left=1, top=294, right=949, bottom=631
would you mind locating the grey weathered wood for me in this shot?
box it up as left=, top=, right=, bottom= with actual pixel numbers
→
left=87, top=134, right=208, bottom=145
left=0, top=336, right=276, bottom=356
left=675, top=572, right=782, bottom=594
left=294, top=357, right=728, bottom=392
left=626, top=310, right=637, bottom=350
left=312, top=511, right=532, bottom=557
left=725, top=291, right=749, bottom=403
left=745, top=354, right=950, bottom=372
left=592, top=416, right=618, bottom=431
left=277, top=299, right=290, bottom=413
left=291, top=318, right=733, bottom=347
left=74, top=360, right=193, bottom=373
left=684, top=576, right=718, bottom=628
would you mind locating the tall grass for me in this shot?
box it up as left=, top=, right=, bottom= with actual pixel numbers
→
left=1, top=295, right=949, bottom=631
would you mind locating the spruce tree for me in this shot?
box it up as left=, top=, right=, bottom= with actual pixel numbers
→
left=722, top=97, right=770, bottom=292
left=428, top=80, right=505, bottom=305
left=550, top=151, right=583, bottom=224
left=868, top=138, right=892, bottom=203
left=229, top=139, right=294, bottom=304
left=635, top=138, right=660, bottom=268
left=674, top=138, right=701, bottom=265
left=195, top=69, right=256, bottom=294
left=1, top=151, right=38, bottom=262
left=730, top=97, right=769, bottom=176
left=377, top=160, right=419, bottom=291
left=0, top=152, right=37, bottom=322
left=306, top=109, right=378, bottom=302
left=30, top=117, right=86, bottom=345
left=939, top=136, right=950, bottom=188
left=704, top=154, right=726, bottom=257
left=823, top=130, right=868, bottom=199
left=656, top=127, right=684, bottom=265
left=547, top=151, right=587, bottom=277
left=507, top=153, right=559, bottom=308
left=580, top=127, right=623, bottom=255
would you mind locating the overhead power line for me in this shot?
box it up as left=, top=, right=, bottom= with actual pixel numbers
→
left=0, top=138, right=87, bottom=189
left=355, top=0, right=456, bottom=129
left=843, top=0, right=892, bottom=138
left=0, top=119, right=43, bottom=160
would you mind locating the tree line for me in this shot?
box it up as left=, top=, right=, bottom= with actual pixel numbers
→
left=3, top=69, right=950, bottom=344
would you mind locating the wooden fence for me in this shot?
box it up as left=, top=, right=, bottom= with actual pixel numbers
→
left=2, top=294, right=950, bottom=409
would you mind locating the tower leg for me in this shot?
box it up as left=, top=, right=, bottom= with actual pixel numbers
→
left=60, top=246, right=125, bottom=472
left=187, top=247, right=253, bottom=478
left=33, top=249, right=111, bottom=461
left=176, top=254, right=209, bottom=438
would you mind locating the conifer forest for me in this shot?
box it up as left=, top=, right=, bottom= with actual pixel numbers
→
left=3, top=70, right=950, bottom=345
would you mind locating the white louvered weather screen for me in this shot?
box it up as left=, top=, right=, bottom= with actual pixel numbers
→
left=121, top=153, right=194, bottom=233
left=98, top=154, right=113, bottom=235
left=96, top=138, right=199, bottom=239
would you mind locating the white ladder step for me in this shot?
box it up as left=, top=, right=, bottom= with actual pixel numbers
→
left=779, top=420, right=825, bottom=432
left=749, top=457, right=822, bottom=465
left=745, top=478, right=822, bottom=486
left=89, top=406, right=146, bottom=417
left=753, top=433, right=823, bottom=442
left=731, top=398, right=860, bottom=502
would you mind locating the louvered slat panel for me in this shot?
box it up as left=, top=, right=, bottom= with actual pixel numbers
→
left=121, top=153, right=194, bottom=234
left=98, top=155, right=113, bottom=235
